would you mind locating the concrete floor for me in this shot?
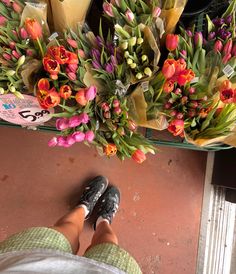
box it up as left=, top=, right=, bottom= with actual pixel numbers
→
left=0, top=127, right=207, bottom=274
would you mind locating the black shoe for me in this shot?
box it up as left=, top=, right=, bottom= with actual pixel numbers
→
left=78, top=176, right=108, bottom=219
left=94, top=186, right=120, bottom=230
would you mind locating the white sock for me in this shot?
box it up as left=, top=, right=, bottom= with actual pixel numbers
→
left=77, top=204, right=89, bottom=217
left=96, top=216, right=109, bottom=228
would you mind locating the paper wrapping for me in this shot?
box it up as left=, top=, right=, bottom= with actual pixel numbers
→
left=184, top=76, right=236, bottom=148
left=129, top=85, right=168, bottom=130
left=50, top=0, right=93, bottom=33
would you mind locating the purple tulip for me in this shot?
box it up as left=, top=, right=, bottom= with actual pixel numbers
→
left=186, top=30, right=193, bottom=37
left=72, top=131, right=85, bottom=142
left=225, top=15, right=232, bottom=25
left=85, top=86, right=97, bottom=101
left=105, top=63, right=114, bottom=73
left=212, top=18, right=224, bottom=26
left=96, top=36, right=104, bottom=47
left=91, top=49, right=101, bottom=60
left=110, top=55, right=117, bottom=66
left=48, top=137, right=58, bottom=147
left=56, top=118, right=69, bottom=130
left=92, top=60, right=101, bottom=69
left=85, top=131, right=95, bottom=143
left=208, top=32, right=216, bottom=40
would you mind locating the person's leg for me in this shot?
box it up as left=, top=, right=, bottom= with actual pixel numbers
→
left=52, top=176, right=108, bottom=253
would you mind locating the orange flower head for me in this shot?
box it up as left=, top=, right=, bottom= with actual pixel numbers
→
left=25, top=18, right=42, bottom=40
left=132, top=149, right=146, bottom=164
left=220, top=80, right=232, bottom=92
left=163, top=79, right=175, bottom=93
left=48, top=46, right=69, bottom=65
left=75, top=89, right=88, bottom=106
left=43, top=57, right=60, bottom=80
left=38, top=78, right=50, bottom=91
left=166, top=34, right=179, bottom=51
left=104, top=144, right=117, bottom=156
left=162, top=59, right=176, bottom=79
left=177, top=69, right=195, bottom=86
left=175, top=58, right=187, bottom=74
left=40, top=90, right=60, bottom=109
left=168, top=119, right=185, bottom=136
left=59, top=85, right=72, bottom=100
left=66, top=51, right=79, bottom=65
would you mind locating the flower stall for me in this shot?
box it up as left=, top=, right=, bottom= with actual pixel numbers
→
left=0, top=0, right=235, bottom=163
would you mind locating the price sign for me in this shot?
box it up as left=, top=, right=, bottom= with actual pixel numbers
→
left=0, top=94, right=54, bottom=126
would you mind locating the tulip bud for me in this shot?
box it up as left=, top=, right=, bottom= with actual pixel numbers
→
left=223, top=39, right=233, bottom=55
left=174, top=88, right=182, bottom=95
left=103, top=3, right=114, bottom=17
left=130, top=63, right=137, bottom=69
left=137, top=38, right=144, bottom=45
left=162, top=59, right=176, bottom=79
left=0, top=87, right=5, bottom=94
left=188, top=101, right=199, bottom=109
left=85, top=86, right=97, bottom=101
left=9, top=42, right=16, bottom=49
left=72, top=131, right=85, bottom=142
left=176, top=113, right=184, bottom=119
left=188, top=109, right=196, bottom=118
left=128, top=120, right=137, bottom=131
left=113, top=99, right=120, bottom=108
left=129, top=37, right=137, bottom=47
left=101, top=102, right=110, bottom=112
left=9, top=86, right=16, bottom=93
left=127, top=58, right=133, bottom=65
left=152, top=7, right=161, bottom=18
left=144, top=67, right=152, bottom=77
left=56, top=118, right=69, bottom=130
left=214, top=40, right=223, bottom=52
left=136, top=73, right=143, bottom=79
left=25, top=18, right=42, bottom=40
left=12, top=2, right=22, bottom=13
left=194, top=32, right=203, bottom=48
left=166, top=34, right=179, bottom=51
left=188, top=87, right=196, bottom=94
left=113, top=107, right=122, bottom=115
left=132, top=149, right=146, bottom=164
left=231, top=43, right=236, bottom=56
left=3, top=53, right=11, bottom=60
left=75, top=89, right=88, bottom=106
left=17, top=55, right=25, bottom=66
left=121, top=41, right=128, bottom=50
left=170, top=110, right=177, bottom=117
left=141, top=55, right=148, bottom=62
left=6, top=70, right=15, bottom=77
left=222, top=53, right=232, bottom=64
left=180, top=50, right=187, bottom=58
left=186, top=30, right=193, bottom=37
left=20, top=28, right=28, bottom=39
left=117, top=127, right=125, bottom=136
left=66, top=135, right=76, bottom=146
left=104, top=111, right=111, bottom=119
left=67, top=38, right=78, bottom=48
left=164, top=102, right=172, bottom=109
left=208, top=32, right=216, bottom=40
left=0, top=16, right=7, bottom=26
left=125, top=9, right=134, bottom=22
left=181, top=96, right=188, bottom=105
left=48, top=137, right=58, bottom=147
left=12, top=50, right=21, bottom=59
left=85, top=131, right=95, bottom=143
left=124, top=51, right=130, bottom=58
left=67, top=72, right=77, bottom=81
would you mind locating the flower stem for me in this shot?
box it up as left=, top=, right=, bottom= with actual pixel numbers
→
left=36, top=38, right=44, bottom=58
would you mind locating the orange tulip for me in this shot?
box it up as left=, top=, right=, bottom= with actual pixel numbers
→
left=175, top=58, right=187, bottom=74
left=132, top=149, right=146, bottom=164
left=162, top=59, right=176, bottom=79
left=42, top=91, right=61, bottom=109
left=163, top=80, right=175, bottom=93
left=220, top=80, right=232, bottom=92
left=75, top=89, right=88, bottom=106
left=104, top=144, right=117, bottom=156
left=168, top=119, right=184, bottom=136
left=59, top=85, right=72, bottom=100
left=177, top=69, right=195, bottom=86
left=43, top=57, right=60, bottom=80
left=38, top=78, right=50, bottom=91
left=25, top=18, right=42, bottom=40
left=166, top=34, right=179, bottom=51
left=66, top=51, right=79, bottom=64
left=48, top=46, right=69, bottom=65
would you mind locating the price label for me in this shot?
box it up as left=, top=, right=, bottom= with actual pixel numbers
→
left=0, top=94, right=54, bottom=126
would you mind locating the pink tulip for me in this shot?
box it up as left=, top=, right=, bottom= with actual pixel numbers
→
left=231, top=43, right=236, bottom=56
left=223, top=39, right=233, bottom=55
left=152, top=7, right=161, bottom=18
left=72, top=131, right=85, bottom=142
left=85, top=86, right=97, bottom=101
left=66, top=135, right=76, bottom=146
left=125, top=9, right=134, bottom=22
left=0, top=16, right=6, bottom=25
left=85, top=131, right=95, bottom=143
left=67, top=72, right=76, bottom=81
left=26, top=49, right=34, bottom=56
left=12, top=2, right=22, bottom=13
left=77, top=49, right=86, bottom=59
left=79, top=113, right=90, bottom=124
left=67, top=38, right=78, bottom=48
left=113, top=107, right=122, bottom=115
left=162, top=59, right=176, bottom=79
left=166, top=34, right=179, bottom=51
left=112, top=99, right=120, bottom=108
left=103, top=3, right=114, bottom=17
left=194, top=32, right=203, bottom=48
left=9, top=42, right=16, bottom=49
left=2, top=0, right=10, bottom=6
left=67, top=64, right=78, bottom=73
left=12, top=50, right=21, bottom=59
left=222, top=53, right=232, bottom=64
left=20, top=28, right=28, bottom=40
left=57, top=136, right=67, bottom=147
left=48, top=137, right=58, bottom=147
left=69, top=116, right=82, bottom=128
left=214, top=40, right=223, bottom=52
left=168, top=119, right=185, bottom=136
left=56, top=118, right=69, bottom=130
left=3, top=53, right=11, bottom=60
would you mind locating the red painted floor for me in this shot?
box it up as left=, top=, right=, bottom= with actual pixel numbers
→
left=0, top=127, right=207, bottom=274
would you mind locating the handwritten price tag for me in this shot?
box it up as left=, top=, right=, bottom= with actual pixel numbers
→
left=0, top=94, right=54, bottom=126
